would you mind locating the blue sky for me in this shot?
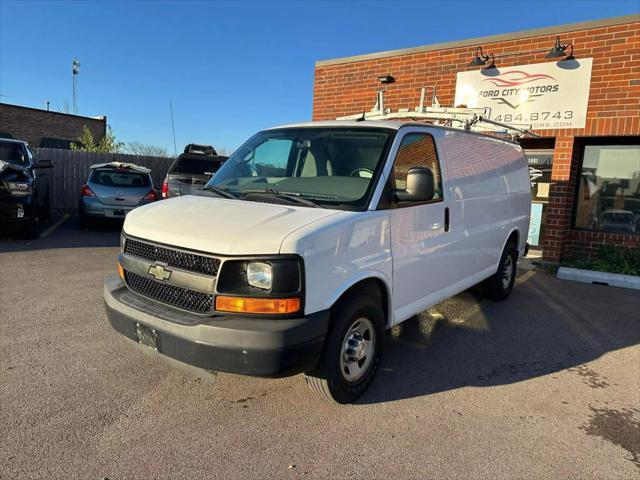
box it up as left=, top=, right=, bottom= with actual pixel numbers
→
left=1, top=1, right=638, bottom=154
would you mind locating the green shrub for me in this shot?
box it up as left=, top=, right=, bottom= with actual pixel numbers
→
left=562, top=244, right=640, bottom=276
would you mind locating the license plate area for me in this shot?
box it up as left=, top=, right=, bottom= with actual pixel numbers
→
left=135, top=322, right=158, bottom=350
left=105, top=208, right=127, bottom=218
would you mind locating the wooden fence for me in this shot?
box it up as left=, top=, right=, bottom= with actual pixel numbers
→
left=36, top=148, right=174, bottom=210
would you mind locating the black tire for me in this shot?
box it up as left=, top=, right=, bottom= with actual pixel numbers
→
left=482, top=241, right=518, bottom=301
left=22, top=216, right=40, bottom=239
left=40, top=194, right=51, bottom=221
left=305, top=294, right=384, bottom=404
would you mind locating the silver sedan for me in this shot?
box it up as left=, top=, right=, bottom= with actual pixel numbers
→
left=79, top=162, right=157, bottom=228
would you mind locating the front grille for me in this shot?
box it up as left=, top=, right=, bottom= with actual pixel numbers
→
left=124, top=238, right=220, bottom=276
left=124, top=271, right=213, bottom=314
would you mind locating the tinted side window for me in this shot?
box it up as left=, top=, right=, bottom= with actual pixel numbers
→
left=392, top=133, right=443, bottom=201
left=25, top=146, right=35, bottom=164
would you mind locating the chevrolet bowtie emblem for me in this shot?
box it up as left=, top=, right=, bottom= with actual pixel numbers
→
left=148, top=264, right=172, bottom=281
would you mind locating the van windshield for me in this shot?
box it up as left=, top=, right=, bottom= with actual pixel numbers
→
left=206, top=127, right=394, bottom=210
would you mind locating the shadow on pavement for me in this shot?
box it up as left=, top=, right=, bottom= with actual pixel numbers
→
left=0, top=212, right=121, bottom=253
left=362, top=272, right=640, bottom=404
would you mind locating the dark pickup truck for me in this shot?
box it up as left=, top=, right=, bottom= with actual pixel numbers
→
left=161, top=144, right=228, bottom=199
left=0, top=138, right=52, bottom=238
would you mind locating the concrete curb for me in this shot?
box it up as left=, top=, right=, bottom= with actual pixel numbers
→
left=557, top=267, right=640, bottom=290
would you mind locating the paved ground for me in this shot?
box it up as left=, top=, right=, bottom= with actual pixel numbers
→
left=1, top=215, right=639, bottom=479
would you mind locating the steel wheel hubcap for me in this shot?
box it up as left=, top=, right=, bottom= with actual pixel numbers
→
left=340, top=317, right=375, bottom=383
left=502, top=255, right=514, bottom=289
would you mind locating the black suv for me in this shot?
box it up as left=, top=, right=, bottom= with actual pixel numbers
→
left=0, top=139, right=52, bottom=238
left=161, top=144, right=227, bottom=198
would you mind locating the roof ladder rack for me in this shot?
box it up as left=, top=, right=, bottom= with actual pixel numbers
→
left=337, top=87, right=539, bottom=140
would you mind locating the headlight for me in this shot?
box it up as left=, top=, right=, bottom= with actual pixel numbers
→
left=246, top=262, right=272, bottom=290
left=8, top=182, right=31, bottom=196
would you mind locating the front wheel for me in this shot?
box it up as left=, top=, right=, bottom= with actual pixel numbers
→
left=305, top=294, right=384, bottom=404
left=22, top=216, right=40, bottom=239
left=40, top=194, right=51, bottom=221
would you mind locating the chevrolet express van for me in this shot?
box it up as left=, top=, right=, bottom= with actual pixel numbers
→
left=104, top=121, right=531, bottom=403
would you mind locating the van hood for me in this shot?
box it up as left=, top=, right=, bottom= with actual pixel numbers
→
left=123, top=195, right=341, bottom=255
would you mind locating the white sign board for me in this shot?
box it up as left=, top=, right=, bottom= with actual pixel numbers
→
left=455, top=59, right=593, bottom=130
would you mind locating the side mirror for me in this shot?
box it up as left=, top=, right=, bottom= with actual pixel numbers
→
left=393, top=166, right=435, bottom=203
left=35, top=159, right=53, bottom=169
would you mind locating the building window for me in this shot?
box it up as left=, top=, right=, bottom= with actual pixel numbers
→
left=575, top=143, right=640, bottom=234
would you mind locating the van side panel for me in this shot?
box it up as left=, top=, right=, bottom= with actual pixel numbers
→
left=440, top=131, right=530, bottom=277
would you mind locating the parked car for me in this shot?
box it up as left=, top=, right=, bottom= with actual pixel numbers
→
left=104, top=121, right=531, bottom=403
left=161, top=144, right=228, bottom=198
left=599, top=209, right=636, bottom=233
left=79, top=162, right=157, bottom=229
left=0, top=138, right=52, bottom=238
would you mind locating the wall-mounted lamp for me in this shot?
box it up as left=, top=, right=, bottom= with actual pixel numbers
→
left=468, top=47, right=496, bottom=70
left=546, top=35, right=574, bottom=61
left=378, top=75, right=395, bottom=84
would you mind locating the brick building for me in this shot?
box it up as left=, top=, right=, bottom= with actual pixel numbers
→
left=0, top=103, right=106, bottom=150
left=313, top=14, right=640, bottom=263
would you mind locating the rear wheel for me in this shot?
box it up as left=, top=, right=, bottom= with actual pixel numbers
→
left=482, top=241, right=518, bottom=300
left=22, top=215, right=40, bottom=239
left=305, top=294, right=384, bottom=404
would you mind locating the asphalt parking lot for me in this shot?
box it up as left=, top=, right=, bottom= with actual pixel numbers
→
left=1, top=215, right=639, bottom=479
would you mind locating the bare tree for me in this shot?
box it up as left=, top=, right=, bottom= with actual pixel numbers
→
left=126, top=142, right=170, bottom=157
left=216, top=147, right=234, bottom=156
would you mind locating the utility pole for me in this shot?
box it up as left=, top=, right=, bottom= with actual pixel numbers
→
left=72, top=58, right=80, bottom=114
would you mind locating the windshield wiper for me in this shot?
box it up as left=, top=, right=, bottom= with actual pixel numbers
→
left=201, top=185, right=239, bottom=199
left=245, top=188, right=325, bottom=209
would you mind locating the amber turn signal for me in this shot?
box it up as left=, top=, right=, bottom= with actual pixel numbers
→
left=117, top=259, right=125, bottom=281
left=215, top=296, right=301, bottom=314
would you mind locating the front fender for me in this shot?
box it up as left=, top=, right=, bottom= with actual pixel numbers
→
left=321, top=270, right=394, bottom=327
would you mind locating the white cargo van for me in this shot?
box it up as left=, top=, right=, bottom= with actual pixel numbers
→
left=104, top=120, right=531, bottom=403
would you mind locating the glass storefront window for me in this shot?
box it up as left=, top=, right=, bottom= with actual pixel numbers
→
left=575, top=144, right=640, bottom=234
left=526, top=150, right=553, bottom=248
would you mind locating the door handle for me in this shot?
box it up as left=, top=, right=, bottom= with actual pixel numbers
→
left=444, top=207, right=450, bottom=232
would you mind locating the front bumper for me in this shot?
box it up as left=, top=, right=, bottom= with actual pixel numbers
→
left=103, top=275, right=329, bottom=377
left=0, top=196, right=35, bottom=224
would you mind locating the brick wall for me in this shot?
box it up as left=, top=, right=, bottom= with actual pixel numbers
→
left=0, top=103, right=106, bottom=149
left=313, top=16, right=640, bottom=262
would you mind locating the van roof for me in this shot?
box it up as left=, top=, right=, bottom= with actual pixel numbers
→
left=265, top=120, right=411, bottom=130
left=264, top=120, right=521, bottom=145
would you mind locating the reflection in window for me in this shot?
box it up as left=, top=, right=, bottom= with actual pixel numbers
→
left=575, top=144, right=640, bottom=234
left=393, top=134, right=443, bottom=200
